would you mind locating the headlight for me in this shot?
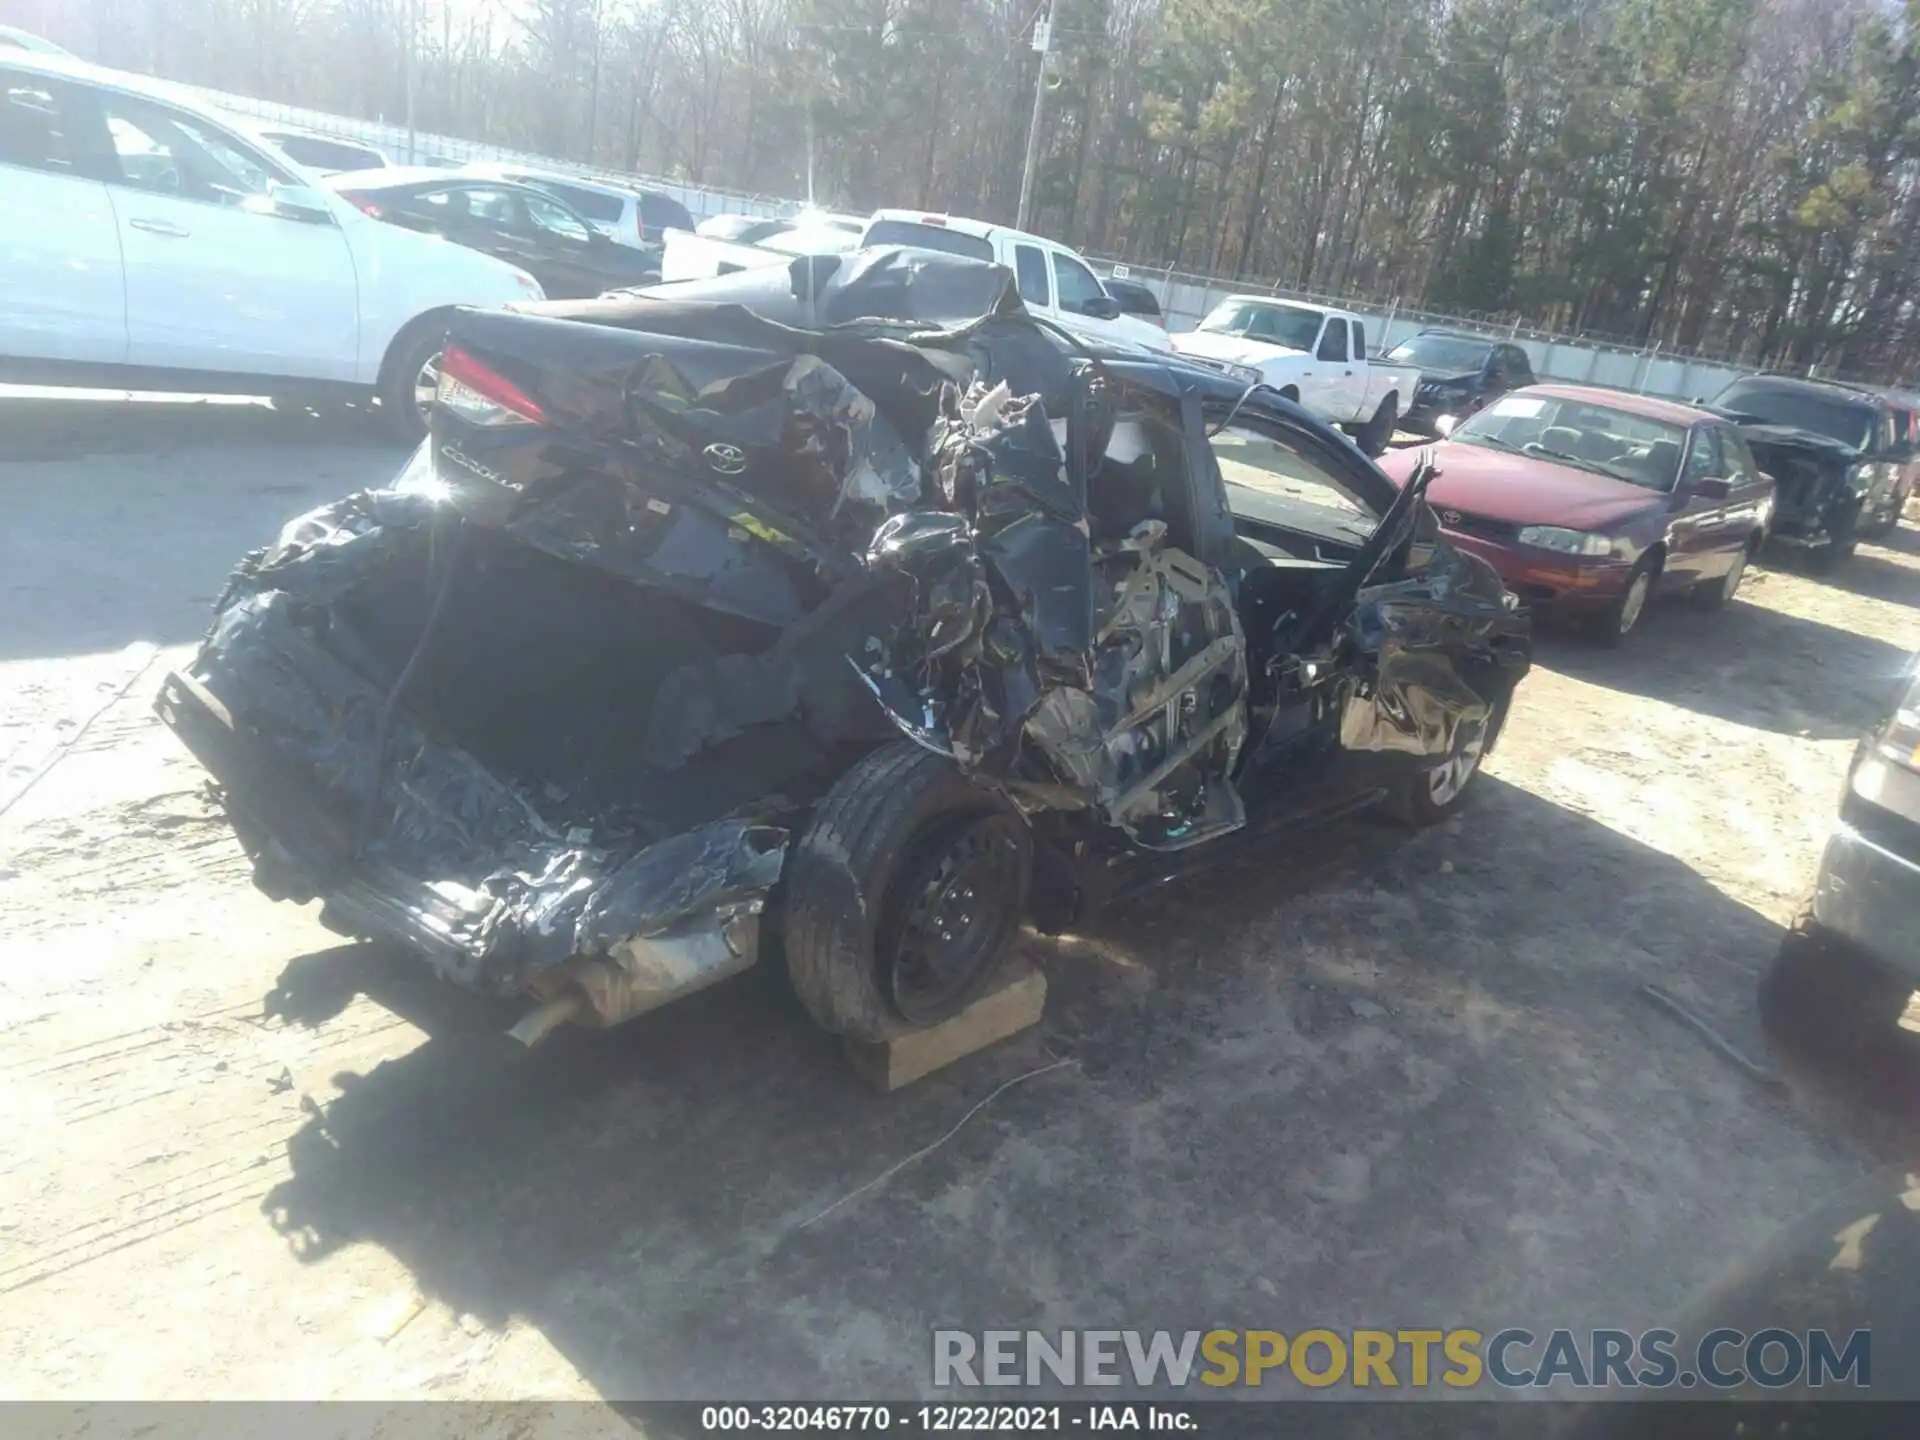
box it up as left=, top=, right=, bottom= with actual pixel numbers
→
left=1517, top=525, right=1614, bottom=556
left=1224, top=362, right=1262, bottom=387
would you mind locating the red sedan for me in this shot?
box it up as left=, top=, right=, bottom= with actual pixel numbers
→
left=1376, top=384, right=1776, bottom=643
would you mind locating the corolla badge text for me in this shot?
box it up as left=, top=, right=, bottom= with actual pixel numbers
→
left=704, top=443, right=748, bottom=475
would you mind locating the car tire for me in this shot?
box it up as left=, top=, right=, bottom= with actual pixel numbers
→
left=1592, top=553, right=1658, bottom=646
left=1759, top=907, right=1912, bottom=1062
left=1862, top=491, right=1905, bottom=539
left=1357, top=396, right=1399, bottom=457
left=1695, top=540, right=1754, bottom=609
left=375, top=315, right=453, bottom=446
left=783, top=741, right=1032, bottom=1041
left=1384, top=695, right=1507, bottom=827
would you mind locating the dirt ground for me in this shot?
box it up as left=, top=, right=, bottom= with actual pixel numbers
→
left=3, top=393, right=1918, bottom=1405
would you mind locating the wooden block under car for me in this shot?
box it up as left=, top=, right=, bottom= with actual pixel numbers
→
left=844, top=966, right=1047, bottom=1092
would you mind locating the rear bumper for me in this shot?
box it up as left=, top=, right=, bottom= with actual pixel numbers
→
left=155, top=598, right=787, bottom=1016
left=1813, top=824, right=1920, bottom=984
left=155, top=666, right=503, bottom=979
left=1432, top=529, right=1630, bottom=611
left=1811, top=752, right=1920, bottom=983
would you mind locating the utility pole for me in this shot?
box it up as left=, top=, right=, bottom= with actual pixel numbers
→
left=1015, top=12, right=1052, bottom=231
left=403, top=0, right=418, bottom=163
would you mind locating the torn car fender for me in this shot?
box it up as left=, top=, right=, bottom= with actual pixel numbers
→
left=1337, top=545, right=1530, bottom=758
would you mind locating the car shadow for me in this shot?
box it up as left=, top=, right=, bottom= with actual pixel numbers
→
left=255, top=777, right=1887, bottom=1400
left=1877, top=522, right=1920, bottom=559
left=0, top=389, right=396, bottom=461
left=0, top=394, right=405, bottom=664
left=1763, top=532, right=1920, bottom=609
left=1533, top=589, right=1911, bottom=740
left=1759, top=922, right=1920, bottom=1129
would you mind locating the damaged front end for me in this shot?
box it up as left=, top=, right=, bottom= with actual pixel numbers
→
left=1740, top=424, right=1864, bottom=550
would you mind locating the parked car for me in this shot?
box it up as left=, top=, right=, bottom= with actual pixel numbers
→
left=663, top=218, right=862, bottom=279
left=326, top=168, right=661, bottom=298
left=1170, top=298, right=1421, bottom=456
left=465, top=163, right=693, bottom=249
left=1708, top=374, right=1914, bottom=567
left=255, top=127, right=391, bottom=176
left=1100, top=275, right=1166, bottom=328
left=0, top=52, right=542, bottom=440
left=1759, top=649, right=1920, bottom=1046
left=1385, top=330, right=1536, bottom=436
left=0, top=25, right=70, bottom=56
left=658, top=208, right=1175, bottom=354
left=695, top=210, right=864, bottom=244
left=153, top=249, right=1531, bottom=1050
left=1377, top=385, right=1775, bottom=643
left=695, top=213, right=793, bottom=245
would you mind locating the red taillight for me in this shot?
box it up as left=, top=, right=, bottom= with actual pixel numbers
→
left=635, top=209, right=648, bottom=246
left=436, top=343, right=546, bottom=427
left=343, top=192, right=384, bottom=219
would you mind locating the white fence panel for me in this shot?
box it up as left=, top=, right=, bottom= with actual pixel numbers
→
left=1102, top=264, right=1747, bottom=403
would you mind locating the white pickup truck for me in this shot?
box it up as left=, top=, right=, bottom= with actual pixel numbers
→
left=659, top=208, right=1173, bottom=353
left=1169, top=296, right=1420, bottom=455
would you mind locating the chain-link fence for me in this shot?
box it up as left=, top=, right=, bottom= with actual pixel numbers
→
left=201, top=87, right=799, bottom=226
left=1087, top=257, right=1750, bottom=404
left=196, top=83, right=1762, bottom=403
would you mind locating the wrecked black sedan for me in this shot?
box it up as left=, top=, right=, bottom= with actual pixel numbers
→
left=155, top=250, right=1531, bottom=1046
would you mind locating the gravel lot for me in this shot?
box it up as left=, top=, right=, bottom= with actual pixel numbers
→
left=2, top=394, right=1917, bottom=1404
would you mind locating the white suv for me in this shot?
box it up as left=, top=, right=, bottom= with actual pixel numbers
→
left=0, top=52, right=544, bottom=438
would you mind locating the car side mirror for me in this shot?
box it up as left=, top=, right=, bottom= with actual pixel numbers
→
left=1691, top=476, right=1733, bottom=500
left=264, top=181, right=335, bottom=225
left=1079, top=295, right=1122, bottom=320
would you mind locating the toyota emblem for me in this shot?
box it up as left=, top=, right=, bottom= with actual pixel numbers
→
left=1441, top=508, right=1462, bottom=525
left=704, top=442, right=747, bottom=475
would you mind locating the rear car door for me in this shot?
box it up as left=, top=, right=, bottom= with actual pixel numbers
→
left=418, top=184, right=548, bottom=282
left=1307, top=316, right=1357, bottom=419
left=1717, top=426, right=1772, bottom=559
left=1670, top=425, right=1732, bottom=583
left=0, top=68, right=127, bottom=364
left=536, top=177, right=633, bottom=247
left=517, top=190, right=618, bottom=298
left=1867, top=407, right=1908, bottom=523
left=78, top=86, right=361, bottom=381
